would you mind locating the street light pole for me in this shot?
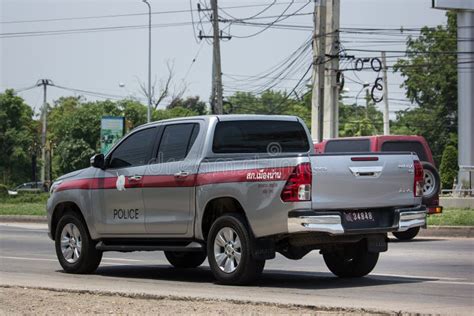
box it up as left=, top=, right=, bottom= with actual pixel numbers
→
left=142, top=0, right=152, bottom=123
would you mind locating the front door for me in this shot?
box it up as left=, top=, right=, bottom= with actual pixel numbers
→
left=92, top=127, right=158, bottom=235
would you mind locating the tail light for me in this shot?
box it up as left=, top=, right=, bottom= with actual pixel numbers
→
left=281, top=163, right=312, bottom=202
left=414, top=160, right=424, bottom=197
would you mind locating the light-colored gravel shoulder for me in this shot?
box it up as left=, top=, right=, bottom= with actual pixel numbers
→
left=0, top=286, right=387, bottom=315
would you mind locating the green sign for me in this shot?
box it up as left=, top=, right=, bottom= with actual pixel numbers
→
left=100, top=116, right=125, bottom=154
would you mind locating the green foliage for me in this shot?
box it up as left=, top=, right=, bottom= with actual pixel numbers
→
left=48, top=97, right=200, bottom=177
left=167, top=96, right=207, bottom=115
left=338, top=94, right=384, bottom=137
left=0, top=184, right=8, bottom=198
left=0, top=90, right=38, bottom=186
left=393, top=12, right=457, bottom=164
left=439, top=145, right=458, bottom=189
left=225, top=90, right=311, bottom=127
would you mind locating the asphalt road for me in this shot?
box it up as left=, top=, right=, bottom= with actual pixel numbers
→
left=0, top=222, right=473, bottom=315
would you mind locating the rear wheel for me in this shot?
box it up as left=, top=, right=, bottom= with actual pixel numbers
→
left=393, top=226, right=420, bottom=241
left=164, top=251, right=207, bottom=268
left=55, top=213, right=102, bottom=274
left=207, top=214, right=265, bottom=285
left=323, top=243, right=379, bottom=278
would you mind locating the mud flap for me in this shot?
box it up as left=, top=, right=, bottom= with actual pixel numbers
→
left=367, top=235, right=388, bottom=253
left=252, top=238, right=276, bottom=260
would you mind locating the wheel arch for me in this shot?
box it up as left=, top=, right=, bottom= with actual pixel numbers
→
left=51, top=201, right=87, bottom=240
left=200, top=197, right=250, bottom=241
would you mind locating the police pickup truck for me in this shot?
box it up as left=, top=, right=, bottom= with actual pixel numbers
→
left=47, top=115, right=426, bottom=285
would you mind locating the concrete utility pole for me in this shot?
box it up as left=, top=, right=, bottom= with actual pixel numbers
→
left=433, top=1, right=474, bottom=192
left=211, top=0, right=223, bottom=114
left=381, top=51, right=390, bottom=135
left=142, top=0, right=152, bottom=123
left=323, top=0, right=340, bottom=139
left=36, top=79, right=53, bottom=184
left=311, top=0, right=326, bottom=142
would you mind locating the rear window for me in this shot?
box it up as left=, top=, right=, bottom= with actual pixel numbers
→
left=212, top=120, right=309, bottom=154
left=381, top=141, right=427, bottom=161
left=325, top=139, right=370, bottom=153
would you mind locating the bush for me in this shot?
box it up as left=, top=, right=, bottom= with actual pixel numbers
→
left=0, top=184, right=8, bottom=198
left=439, top=145, right=458, bottom=189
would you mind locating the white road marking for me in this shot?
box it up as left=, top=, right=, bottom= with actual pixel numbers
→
left=102, top=257, right=142, bottom=262
left=0, top=256, right=134, bottom=266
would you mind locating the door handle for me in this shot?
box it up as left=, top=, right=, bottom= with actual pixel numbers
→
left=174, top=171, right=189, bottom=178
left=128, top=175, right=142, bottom=181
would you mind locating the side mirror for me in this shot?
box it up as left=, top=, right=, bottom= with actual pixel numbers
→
left=90, top=154, right=105, bottom=169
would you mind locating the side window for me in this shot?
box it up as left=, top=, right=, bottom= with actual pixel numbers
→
left=325, top=139, right=370, bottom=153
left=157, top=123, right=199, bottom=163
left=108, top=127, right=157, bottom=169
left=381, top=141, right=428, bottom=161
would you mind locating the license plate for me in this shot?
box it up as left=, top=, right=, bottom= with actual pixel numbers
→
left=344, top=211, right=375, bottom=223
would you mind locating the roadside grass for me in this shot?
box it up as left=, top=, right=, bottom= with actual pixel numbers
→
left=428, top=208, right=474, bottom=226
left=0, top=193, right=48, bottom=216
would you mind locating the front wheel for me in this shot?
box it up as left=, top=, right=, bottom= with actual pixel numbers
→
left=164, top=251, right=207, bottom=268
left=55, top=213, right=102, bottom=274
left=393, top=227, right=420, bottom=241
left=207, top=214, right=265, bottom=285
left=323, top=243, right=379, bottom=278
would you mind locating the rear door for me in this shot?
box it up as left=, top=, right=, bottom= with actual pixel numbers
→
left=310, top=153, right=417, bottom=210
left=144, top=122, right=201, bottom=236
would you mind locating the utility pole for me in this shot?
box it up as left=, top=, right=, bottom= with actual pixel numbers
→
left=211, top=0, right=223, bottom=114
left=323, top=0, right=340, bottom=139
left=36, top=79, right=53, bottom=185
left=311, top=0, right=326, bottom=142
left=381, top=51, right=390, bottom=135
left=142, top=0, right=152, bottom=123
left=199, top=0, right=230, bottom=114
left=365, top=88, right=370, bottom=119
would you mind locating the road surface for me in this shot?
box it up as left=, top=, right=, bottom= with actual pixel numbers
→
left=0, top=222, right=473, bottom=314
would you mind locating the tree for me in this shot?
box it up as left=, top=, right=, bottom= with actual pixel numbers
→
left=167, top=96, right=207, bottom=115
left=439, top=145, right=458, bottom=189
left=0, top=90, right=38, bottom=185
left=393, top=12, right=457, bottom=164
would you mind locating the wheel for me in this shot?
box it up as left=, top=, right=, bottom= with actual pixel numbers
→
left=323, top=243, right=379, bottom=278
left=207, top=213, right=265, bottom=285
left=421, top=162, right=440, bottom=205
left=164, top=251, right=207, bottom=268
left=55, top=212, right=102, bottom=274
left=393, top=226, right=420, bottom=241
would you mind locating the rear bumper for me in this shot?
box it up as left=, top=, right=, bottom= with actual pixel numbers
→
left=288, top=205, right=427, bottom=235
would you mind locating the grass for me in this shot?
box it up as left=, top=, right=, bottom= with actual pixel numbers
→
left=0, top=193, right=48, bottom=216
left=427, top=208, right=474, bottom=226
left=0, top=202, right=46, bottom=216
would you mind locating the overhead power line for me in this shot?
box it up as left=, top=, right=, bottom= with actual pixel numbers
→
left=0, top=1, right=308, bottom=24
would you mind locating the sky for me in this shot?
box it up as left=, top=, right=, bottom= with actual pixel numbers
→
left=1, top=0, right=447, bottom=119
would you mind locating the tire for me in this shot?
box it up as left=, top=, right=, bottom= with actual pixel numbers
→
left=207, top=213, right=265, bottom=285
left=164, top=251, right=207, bottom=268
left=393, top=226, right=420, bottom=241
left=421, top=162, right=440, bottom=205
left=323, top=243, right=379, bottom=278
left=55, top=212, right=102, bottom=274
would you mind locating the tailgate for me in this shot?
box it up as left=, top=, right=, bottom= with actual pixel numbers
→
left=311, top=153, right=418, bottom=210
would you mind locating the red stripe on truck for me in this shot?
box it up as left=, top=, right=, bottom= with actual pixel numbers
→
left=55, top=166, right=296, bottom=192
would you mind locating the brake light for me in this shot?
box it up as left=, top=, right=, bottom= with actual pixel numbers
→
left=281, top=163, right=312, bottom=202
left=414, top=160, right=424, bottom=197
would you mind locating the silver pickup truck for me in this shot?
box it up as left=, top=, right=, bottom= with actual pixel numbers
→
left=47, top=115, right=426, bottom=285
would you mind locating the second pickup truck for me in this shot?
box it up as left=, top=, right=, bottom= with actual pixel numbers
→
left=47, top=115, right=426, bottom=285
